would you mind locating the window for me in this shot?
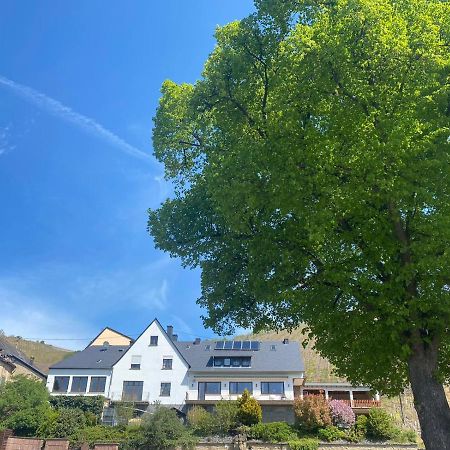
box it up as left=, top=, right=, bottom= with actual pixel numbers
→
left=89, top=376, right=106, bottom=393
left=241, top=357, right=251, bottom=367
left=224, top=341, right=233, bottom=350
left=213, top=356, right=251, bottom=367
left=205, top=344, right=211, bottom=351
left=123, top=381, right=143, bottom=402
left=53, top=376, right=69, bottom=393
left=261, top=382, right=284, bottom=395
left=160, top=382, right=171, bottom=396
left=131, top=355, right=141, bottom=370
left=71, top=376, right=88, bottom=393
left=162, top=358, right=173, bottom=370
left=229, top=382, right=253, bottom=394
left=150, top=335, right=158, bottom=346
left=242, top=341, right=251, bottom=350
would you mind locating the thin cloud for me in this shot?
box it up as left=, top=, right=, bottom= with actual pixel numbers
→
left=0, top=75, right=152, bottom=162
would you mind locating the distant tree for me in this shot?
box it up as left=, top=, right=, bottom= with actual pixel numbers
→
left=0, top=375, right=52, bottom=436
left=149, top=1, right=450, bottom=448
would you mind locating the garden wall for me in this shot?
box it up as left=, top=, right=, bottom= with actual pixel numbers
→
left=197, top=441, right=418, bottom=450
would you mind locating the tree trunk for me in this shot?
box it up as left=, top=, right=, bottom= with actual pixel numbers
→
left=408, top=340, right=450, bottom=450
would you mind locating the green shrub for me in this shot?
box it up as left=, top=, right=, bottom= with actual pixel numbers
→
left=346, top=415, right=368, bottom=442
left=38, top=408, right=87, bottom=439
left=366, top=408, right=397, bottom=440
left=75, top=425, right=139, bottom=447
left=390, top=428, right=417, bottom=444
left=215, top=401, right=239, bottom=435
left=237, top=390, right=262, bottom=426
left=139, top=406, right=197, bottom=450
left=0, top=375, right=52, bottom=436
left=287, top=438, right=319, bottom=450
left=187, top=406, right=216, bottom=436
left=248, top=422, right=298, bottom=442
left=49, top=395, right=104, bottom=421
left=317, top=425, right=346, bottom=442
left=293, top=396, right=332, bottom=432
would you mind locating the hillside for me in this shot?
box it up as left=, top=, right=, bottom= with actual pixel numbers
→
left=3, top=335, right=73, bottom=373
left=240, top=328, right=345, bottom=383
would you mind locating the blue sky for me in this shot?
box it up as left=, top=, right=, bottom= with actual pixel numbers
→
left=0, top=1, right=255, bottom=349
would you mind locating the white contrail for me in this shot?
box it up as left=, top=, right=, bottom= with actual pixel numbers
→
left=0, top=75, right=152, bottom=162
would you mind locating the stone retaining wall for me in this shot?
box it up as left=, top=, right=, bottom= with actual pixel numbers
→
left=198, top=440, right=418, bottom=450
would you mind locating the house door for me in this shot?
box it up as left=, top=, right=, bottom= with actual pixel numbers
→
left=198, top=382, right=206, bottom=400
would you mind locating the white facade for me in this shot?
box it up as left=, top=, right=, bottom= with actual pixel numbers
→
left=108, top=320, right=190, bottom=405
left=186, top=374, right=298, bottom=401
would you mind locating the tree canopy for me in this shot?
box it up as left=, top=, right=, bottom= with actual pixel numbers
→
left=149, top=1, right=449, bottom=445
left=0, top=375, right=52, bottom=436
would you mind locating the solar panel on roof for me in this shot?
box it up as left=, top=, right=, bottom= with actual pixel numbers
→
left=251, top=341, right=260, bottom=351
left=215, top=341, right=224, bottom=350
left=233, top=341, right=242, bottom=350
left=224, top=341, right=233, bottom=349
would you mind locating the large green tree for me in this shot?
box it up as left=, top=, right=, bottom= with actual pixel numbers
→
left=148, top=1, right=450, bottom=448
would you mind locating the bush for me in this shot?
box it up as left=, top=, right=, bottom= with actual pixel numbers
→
left=287, top=438, right=319, bottom=450
left=317, top=425, right=346, bottom=442
left=215, top=401, right=239, bottom=435
left=346, top=415, right=367, bottom=442
left=237, top=390, right=262, bottom=426
left=329, top=400, right=355, bottom=429
left=138, top=406, right=197, bottom=450
left=187, top=406, right=215, bottom=436
left=366, top=408, right=397, bottom=440
left=293, top=396, right=332, bottom=432
left=49, top=395, right=104, bottom=421
left=38, top=408, right=87, bottom=439
left=248, top=422, right=298, bottom=442
left=0, top=375, right=52, bottom=436
left=389, top=428, right=417, bottom=444
left=75, top=425, right=140, bottom=447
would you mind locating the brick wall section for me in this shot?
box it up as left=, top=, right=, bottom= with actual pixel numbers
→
left=5, top=437, right=43, bottom=450
left=94, top=444, right=119, bottom=450
left=0, top=430, right=13, bottom=450
left=44, top=439, right=69, bottom=450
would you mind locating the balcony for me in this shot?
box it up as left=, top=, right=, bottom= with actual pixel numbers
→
left=341, top=399, right=381, bottom=408
left=109, top=391, right=151, bottom=403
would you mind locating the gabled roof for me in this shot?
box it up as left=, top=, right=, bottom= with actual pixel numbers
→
left=0, top=336, right=47, bottom=378
left=50, top=345, right=129, bottom=369
left=111, top=318, right=191, bottom=369
left=174, top=339, right=305, bottom=373
left=85, top=327, right=134, bottom=348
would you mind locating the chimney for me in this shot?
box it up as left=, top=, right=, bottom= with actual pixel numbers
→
left=166, top=325, right=174, bottom=337
left=194, top=338, right=201, bottom=345
left=172, top=334, right=178, bottom=342
left=283, top=338, right=289, bottom=344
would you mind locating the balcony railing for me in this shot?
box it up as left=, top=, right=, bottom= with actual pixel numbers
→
left=303, top=394, right=380, bottom=409
left=109, top=391, right=151, bottom=403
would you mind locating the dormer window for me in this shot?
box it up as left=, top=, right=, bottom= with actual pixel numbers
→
left=150, top=336, right=158, bottom=346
